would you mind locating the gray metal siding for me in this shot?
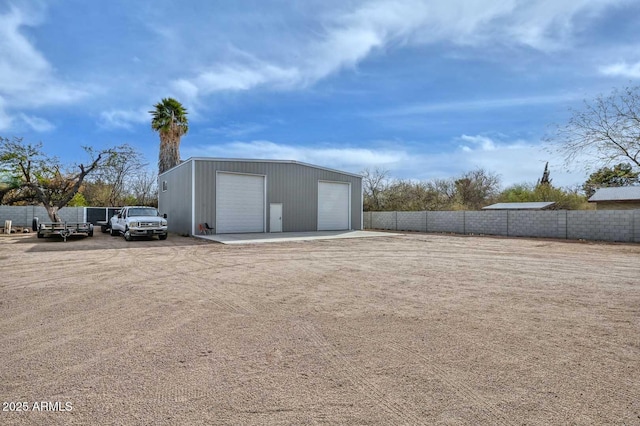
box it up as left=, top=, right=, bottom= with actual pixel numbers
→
left=158, top=161, right=193, bottom=235
left=193, top=160, right=362, bottom=233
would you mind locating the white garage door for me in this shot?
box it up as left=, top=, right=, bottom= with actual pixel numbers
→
left=216, top=172, right=265, bottom=233
left=318, top=181, right=350, bottom=231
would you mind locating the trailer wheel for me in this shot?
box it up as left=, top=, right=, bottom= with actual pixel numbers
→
left=100, top=224, right=108, bottom=233
left=32, top=217, right=39, bottom=232
left=37, top=232, right=43, bottom=239
left=88, top=225, right=94, bottom=237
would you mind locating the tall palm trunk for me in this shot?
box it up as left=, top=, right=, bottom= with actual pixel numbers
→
left=158, top=131, right=181, bottom=174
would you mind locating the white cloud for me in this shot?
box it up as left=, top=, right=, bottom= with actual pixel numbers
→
left=0, top=5, right=49, bottom=95
left=0, top=4, right=87, bottom=127
left=205, top=123, right=267, bottom=138
left=182, top=140, right=406, bottom=173
left=459, top=134, right=497, bottom=151
left=599, top=60, right=640, bottom=78
left=169, top=0, right=625, bottom=101
left=18, top=113, right=54, bottom=132
left=0, top=97, right=14, bottom=130
left=170, top=58, right=301, bottom=102
left=181, top=137, right=587, bottom=187
left=407, top=135, right=587, bottom=187
left=369, top=93, right=581, bottom=117
left=0, top=98, right=56, bottom=132
left=99, top=109, right=150, bottom=130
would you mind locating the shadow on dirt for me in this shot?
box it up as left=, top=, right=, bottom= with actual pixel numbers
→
left=10, top=232, right=212, bottom=253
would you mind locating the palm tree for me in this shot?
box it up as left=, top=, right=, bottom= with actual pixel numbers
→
left=150, top=98, right=189, bottom=175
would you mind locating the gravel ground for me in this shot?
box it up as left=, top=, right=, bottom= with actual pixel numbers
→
left=0, top=231, right=639, bottom=425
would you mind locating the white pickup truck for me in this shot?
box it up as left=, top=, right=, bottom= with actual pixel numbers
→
left=109, top=206, right=168, bottom=241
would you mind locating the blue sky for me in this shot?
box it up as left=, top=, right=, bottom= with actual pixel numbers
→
left=2, top=0, right=640, bottom=188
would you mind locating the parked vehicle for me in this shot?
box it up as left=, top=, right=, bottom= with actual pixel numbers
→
left=34, top=217, right=94, bottom=242
left=109, top=206, right=168, bottom=241
left=97, top=216, right=114, bottom=233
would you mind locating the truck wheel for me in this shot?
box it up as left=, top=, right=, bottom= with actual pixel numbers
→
left=159, top=234, right=167, bottom=240
left=110, top=227, right=119, bottom=237
left=32, top=217, right=39, bottom=232
left=37, top=232, right=43, bottom=239
left=124, top=229, right=132, bottom=241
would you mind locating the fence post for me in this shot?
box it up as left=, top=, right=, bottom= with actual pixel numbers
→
left=463, top=211, right=466, bottom=235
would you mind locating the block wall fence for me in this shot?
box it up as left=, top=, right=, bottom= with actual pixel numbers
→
left=364, top=210, right=640, bottom=243
left=0, top=205, right=86, bottom=227
left=3, top=206, right=640, bottom=242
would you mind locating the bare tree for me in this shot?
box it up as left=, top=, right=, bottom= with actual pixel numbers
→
left=130, top=170, right=158, bottom=207
left=425, top=179, right=457, bottom=210
left=454, top=168, right=501, bottom=210
left=548, top=86, right=640, bottom=170
left=88, top=144, right=144, bottom=206
left=0, top=137, right=128, bottom=222
left=361, top=167, right=390, bottom=211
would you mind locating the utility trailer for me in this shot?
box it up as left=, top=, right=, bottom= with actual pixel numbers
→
left=35, top=220, right=94, bottom=242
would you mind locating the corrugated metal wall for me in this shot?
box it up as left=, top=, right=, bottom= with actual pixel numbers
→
left=158, top=161, right=193, bottom=235
left=192, top=160, right=362, bottom=233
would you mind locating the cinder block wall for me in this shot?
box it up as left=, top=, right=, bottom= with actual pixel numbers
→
left=428, top=211, right=465, bottom=234
left=396, top=211, right=427, bottom=232
left=508, top=211, right=562, bottom=239
left=366, top=209, right=640, bottom=243
left=371, top=211, right=396, bottom=230
left=465, top=211, right=508, bottom=236
left=567, top=210, right=634, bottom=242
left=363, top=211, right=372, bottom=229
left=0, top=206, right=85, bottom=227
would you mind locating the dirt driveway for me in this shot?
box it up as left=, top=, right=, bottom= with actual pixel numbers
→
left=0, top=231, right=639, bottom=425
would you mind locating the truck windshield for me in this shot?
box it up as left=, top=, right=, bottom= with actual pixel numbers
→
left=128, top=208, right=159, bottom=217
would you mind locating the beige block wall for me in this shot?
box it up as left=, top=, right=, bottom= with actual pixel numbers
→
left=595, top=202, right=640, bottom=210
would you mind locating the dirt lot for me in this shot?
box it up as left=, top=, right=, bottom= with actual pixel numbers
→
left=0, top=231, right=639, bottom=425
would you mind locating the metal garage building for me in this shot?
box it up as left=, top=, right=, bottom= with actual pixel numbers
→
left=158, top=158, right=363, bottom=235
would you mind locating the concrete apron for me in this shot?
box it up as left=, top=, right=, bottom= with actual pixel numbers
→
left=194, top=230, right=401, bottom=245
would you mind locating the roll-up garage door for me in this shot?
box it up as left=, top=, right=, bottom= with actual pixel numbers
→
left=318, top=181, right=350, bottom=231
left=216, top=172, right=265, bottom=233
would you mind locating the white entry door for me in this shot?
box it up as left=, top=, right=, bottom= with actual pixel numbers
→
left=270, top=203, right=282, bottom=233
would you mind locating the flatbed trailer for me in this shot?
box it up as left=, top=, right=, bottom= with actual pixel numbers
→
left=37, top=222, right=94, bottom=242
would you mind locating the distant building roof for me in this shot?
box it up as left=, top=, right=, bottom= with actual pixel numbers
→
left=588, top=186, right=640, bottom=202
left=482, top=202, right=556, bottom=210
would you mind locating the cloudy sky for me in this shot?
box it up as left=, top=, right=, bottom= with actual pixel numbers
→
left=2, top=0, right=640, bottom=187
